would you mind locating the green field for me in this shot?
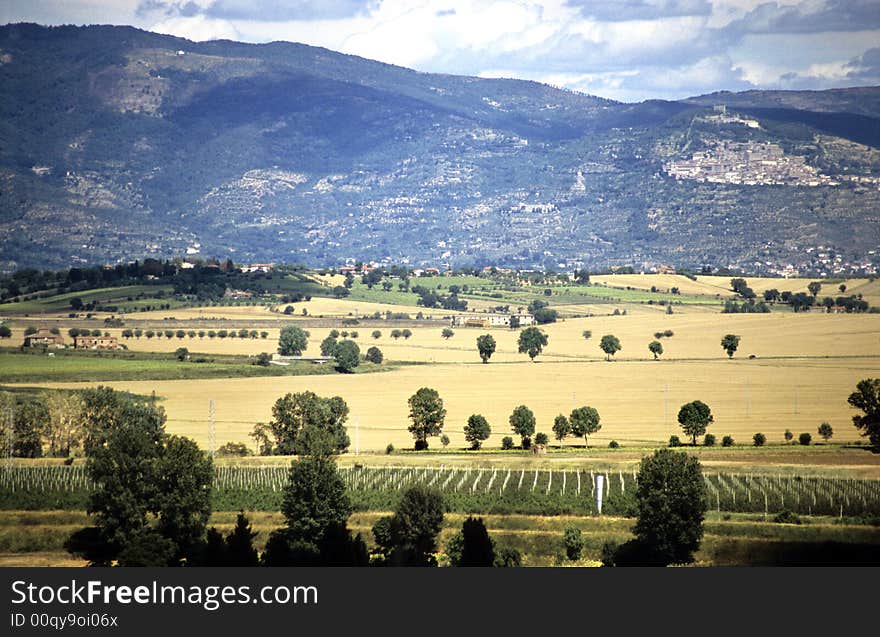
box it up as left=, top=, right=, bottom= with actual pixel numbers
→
left=0, top=350, right=388, bottom=382
left=0, top=285, right=177, bottom=314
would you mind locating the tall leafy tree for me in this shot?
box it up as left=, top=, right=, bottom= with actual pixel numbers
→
left=407, top=387, right=446, bottom=450
left=677, top=400, right=713, bottom=445
left=476, top=334, right=496, bottom=363
left=463, top=414, right=491, bottom=450
left=721, top=334, right=740, bottom=358
left=631, top=449, right=707, bottom=566
left=509, top=404, right=536, bottom=448
left=373, top=485, right=445, bottom=566
left=648, top=340, right=663, bottom=360
left=259, top=391, right=350, bottom=455
left=333, top=339, right=360, bottom=372
left=517, top=326, right=548, bottom=361
left=848, top=378, right=880, bottom=448
left=569, top=406, right=601, bottom=446
left=552, top=414, right=570, bottom=445
left=458, top=517, right=495, bottom=567
left=600, top=334, right=622, bottom=360
left=66, top=389, right=212, bottom=566
left=278, top=325, right=309, bottom=356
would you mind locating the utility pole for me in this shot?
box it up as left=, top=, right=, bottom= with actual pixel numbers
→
left=355, top=416, right=360, bottom=456
left=208, top=399, right=216, bottom=459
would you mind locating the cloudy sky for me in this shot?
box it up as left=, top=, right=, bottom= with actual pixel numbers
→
left=2, top=0, right=879, bottom=102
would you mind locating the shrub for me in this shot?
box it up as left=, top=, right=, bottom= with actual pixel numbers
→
left=534, top=432, right=549, bottom=446
left=721, top=435, right=734, bottom=447
left=799, top=432, right=812, bottom=446
left=365, top=346, right=383, bottom=365
left=216, top=442, right=252, bottom=457
left=784, top=429, right=793, bottom=443
left=668, top=435, right=681, bottom=447
left=753, top=432, right=766, bottom=447
left=562, top=524, right=584, bottom=561
left=501, top=436, right=515, bottom=451
left=703, top=434, right=716, bottom=447
left=773, top=510, right=803, bottom=525
left=609, top=440, right=619, bottom=449
left=385, top=444, right=394, bottom=455
left=440, top=434, right=450, bottom=449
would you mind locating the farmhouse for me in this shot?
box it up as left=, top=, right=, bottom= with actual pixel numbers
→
left=74, top=335, right=120, bottom=350
left=451, top=312, right=535, bottom=328
left=23, top=329, right=66, bottom=348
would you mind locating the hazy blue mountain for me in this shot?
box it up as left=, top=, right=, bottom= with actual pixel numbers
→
left=1, top=23, right=878, bottom=275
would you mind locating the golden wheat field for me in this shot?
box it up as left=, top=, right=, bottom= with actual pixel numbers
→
left=23, top=310, right=880, bottom=452
left=589, top=274, right=878, bottom=304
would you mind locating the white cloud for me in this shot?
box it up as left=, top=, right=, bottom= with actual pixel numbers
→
left=150, top=14, right=241, bottom=41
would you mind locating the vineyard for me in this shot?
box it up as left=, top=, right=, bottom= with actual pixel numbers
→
left=2, top=464, right=880, bottom=517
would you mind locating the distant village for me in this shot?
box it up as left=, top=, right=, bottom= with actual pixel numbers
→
left=664, top=140, right=840, bottom=187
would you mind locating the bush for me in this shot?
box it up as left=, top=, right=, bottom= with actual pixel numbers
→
left=799, top=432, right=812, bottom=446
left=365, top=346, right=383, bottom=365
left=414, top=439, right=429, bottom=451
left=385, top=444, right=394, bottom=455
left=773, top=510, right=803, bottom=525
left=534, top=432, right=549, bottom=446
left=668, top=435, right=681, bottom=447
left=721, top=435, right=734, bottom=447
left=609, top=440, right=619, bottom=449
left=216, top=442, right=252, bottom=457
left=501, top=436, right=515, bottom=451
left=440, top=434, right=450, bottom=449
left=753, top=432, right=766, bottom=447
left=562, top=524, right=584, bottom=561
left=703, top=434, right=716, bottom=447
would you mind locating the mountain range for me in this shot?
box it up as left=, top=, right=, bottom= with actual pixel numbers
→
left=1, top=23, right=879, bottom=275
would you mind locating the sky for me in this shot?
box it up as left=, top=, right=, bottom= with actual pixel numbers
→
left=1, top=0, right=879, bottom=102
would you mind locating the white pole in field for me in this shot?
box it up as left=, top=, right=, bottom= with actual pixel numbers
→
left=208, top=399, right=216, bottom=459
left=596, top=474, right=605, bottom=515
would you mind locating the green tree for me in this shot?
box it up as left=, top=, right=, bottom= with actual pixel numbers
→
left=581, top=330, right=592, bottom=340
left=402, top=329, right=412, bottom=340
left=371, top=330, right=382, bottom=339
left=67, top=391, right=212, bottom=566
left=463, top=414, right=491, bottom=450
left=476, top=334, right=496, bottom=363
left=365, top=346, right=383, bottom=364
left=552, top=414, right=570, bottom=445
left=517, top=326, right=548, bottom=361
left=817, top=422, right=833, bottom=442
left=281, top=450, right=352, bottom=553
left=721, top=334, right=740, bottom=358
left=753, top=432, right=766, bottom=447
left=375, top=485, right=444, bottom=566
left=799, top=432, right=812, bottom=445
left=333, top=340, right=360, bottom=372
left=258, top=391, right=350, bottom=455
left=407, top=387, right=446, bottom=450
left=175, top=347, right=189, bottom=361
left=600, top=334, right=622, bottom=360
left=677, top=400, right=713, bottom=445
left=569, top=406, right=601, bottom=447
left=648, top=340, right=663, bottom=359
left=457, top=516, right=495, bottom=567
left=848, top=378, right=880, bottom=448
left=630, top=449, right=707, bottom=566
left=807, top=281, right=822, bottom=297
left=441, top=327, right=454, bottom=339
left=319, top=335, right=338, bottom=357
left=509, top=405, right=536, bottom=449
left=278, top=326, right=309, bottom=356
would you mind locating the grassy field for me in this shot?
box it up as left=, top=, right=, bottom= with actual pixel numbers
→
left=0, top=350, right=390, bottom=382
left=2, top=509, right=878, bottom=567
left=0, top=285, right=178, bottom=314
